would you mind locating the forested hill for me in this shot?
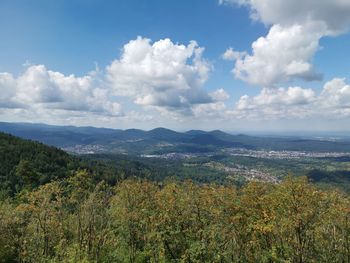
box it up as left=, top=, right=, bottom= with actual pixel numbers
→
left=1, top=134, right=350, bottom=262
left=0, top=132, right=165, bottom=197
left=0, top=132, right=79, bottom=197
left=2, top=122, right=350, bottom=153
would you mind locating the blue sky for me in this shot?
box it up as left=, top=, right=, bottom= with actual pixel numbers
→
left=0, top=1, right=260, bottom=73
left=1, top=0, right=350, bottom=131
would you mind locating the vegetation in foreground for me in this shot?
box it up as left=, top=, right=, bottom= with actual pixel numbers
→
left=1, top=132, right=350, bottom=262
left=1, top=172, right=350, bottom=263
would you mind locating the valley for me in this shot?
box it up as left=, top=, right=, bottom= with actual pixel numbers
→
left=2, top=122, right=350, bottom=192
left=1, top=124, right=350, bottom=262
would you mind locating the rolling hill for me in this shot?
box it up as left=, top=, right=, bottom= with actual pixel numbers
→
left=1, top=122, right=350, bottom=154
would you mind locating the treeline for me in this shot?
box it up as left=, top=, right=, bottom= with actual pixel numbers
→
left=1, top=172, right=349, bottom=263
left=0, top=130, right=229, bottom=199
left=1, top=132, right=350, bottom=262
left=0, top=132, right=76, bottom=197
left=0, top=132, right=152, bottom=198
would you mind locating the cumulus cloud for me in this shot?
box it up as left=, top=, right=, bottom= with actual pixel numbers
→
left=192, top=101, right=227, bottom=118
left=233, top=86, right=316, bottom=119
left=320, top=78, right=350, bottom=107
left=0, top=37, right=233, bottom=126
left=107, top=36, right=224, bottom=111
left=222, top=48, right=246, bottom=61
left=210, top=88, right=230, bottom=101
left=319, top=78, right=350, bottom=117
left=0, top=73, right=21, bottom=108
left=220, top=0, right=350, bottom=34
left=0, top=65, right=123, bottom=116
left=220, top=0, right=350, bottom=88
left=236, top=87, right=316, bottom=109
left=232, top=78, right=350, bottom=120
left=233, top=23, right=324, bottom=87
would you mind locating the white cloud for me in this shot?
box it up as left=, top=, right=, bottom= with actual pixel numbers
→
left=222, top=48, right=246, bottom=61
left=2, top=30, right=350, bottom=129
left=233, top=86, right=315, bottom=119
left=0, top=65, right=123, bottom=116
left=319, top=78, right=350, bottom=114
left=236, top=87, right=316, bottom=108
left=219, top=0, right=350, bottom=34
left=210, top=88, right=230, bottom=101
left=0, top=37, right=233, bottom=126
left=232, top=78, right=350, bottom=120
left=192, top=101, right=227, bottom=118
left=220, top=0, right=350, bottom=88
left=233, top=23, right=324, bottom=87
left=0, top=73, right=21, bottom=108
left=107, top=36, right=219, bottom=111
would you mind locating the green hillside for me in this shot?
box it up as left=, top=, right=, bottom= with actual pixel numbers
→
left=0, top=132, right=79, bottom=197
left=0, top=132, right=350, bottom=262
left=0, top=132, right=140, bottom=197
left=2, top=122, right=350, bottom=154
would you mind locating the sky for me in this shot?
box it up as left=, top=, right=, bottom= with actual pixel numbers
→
left=1, top=0, right=350, bottom=132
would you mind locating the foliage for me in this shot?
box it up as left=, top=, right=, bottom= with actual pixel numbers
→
left=1, top=174, right=350, bottom=262
left=0, top=132, right=76, bottom=197
left=1, top=132, right=350, bottom=262
left=0, top=132, right=125, bottom=198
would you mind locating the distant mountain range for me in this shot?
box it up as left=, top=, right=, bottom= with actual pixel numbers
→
left=1, top=122, right=350, bottom=154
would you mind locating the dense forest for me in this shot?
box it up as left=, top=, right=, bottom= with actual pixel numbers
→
left=2, top=122, right=350, bottom=154
left=1, top=132, right=350, bottom=262
left=1, top=174, right=350, bottom=262
left=0, top=132, right=155, bottom=198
